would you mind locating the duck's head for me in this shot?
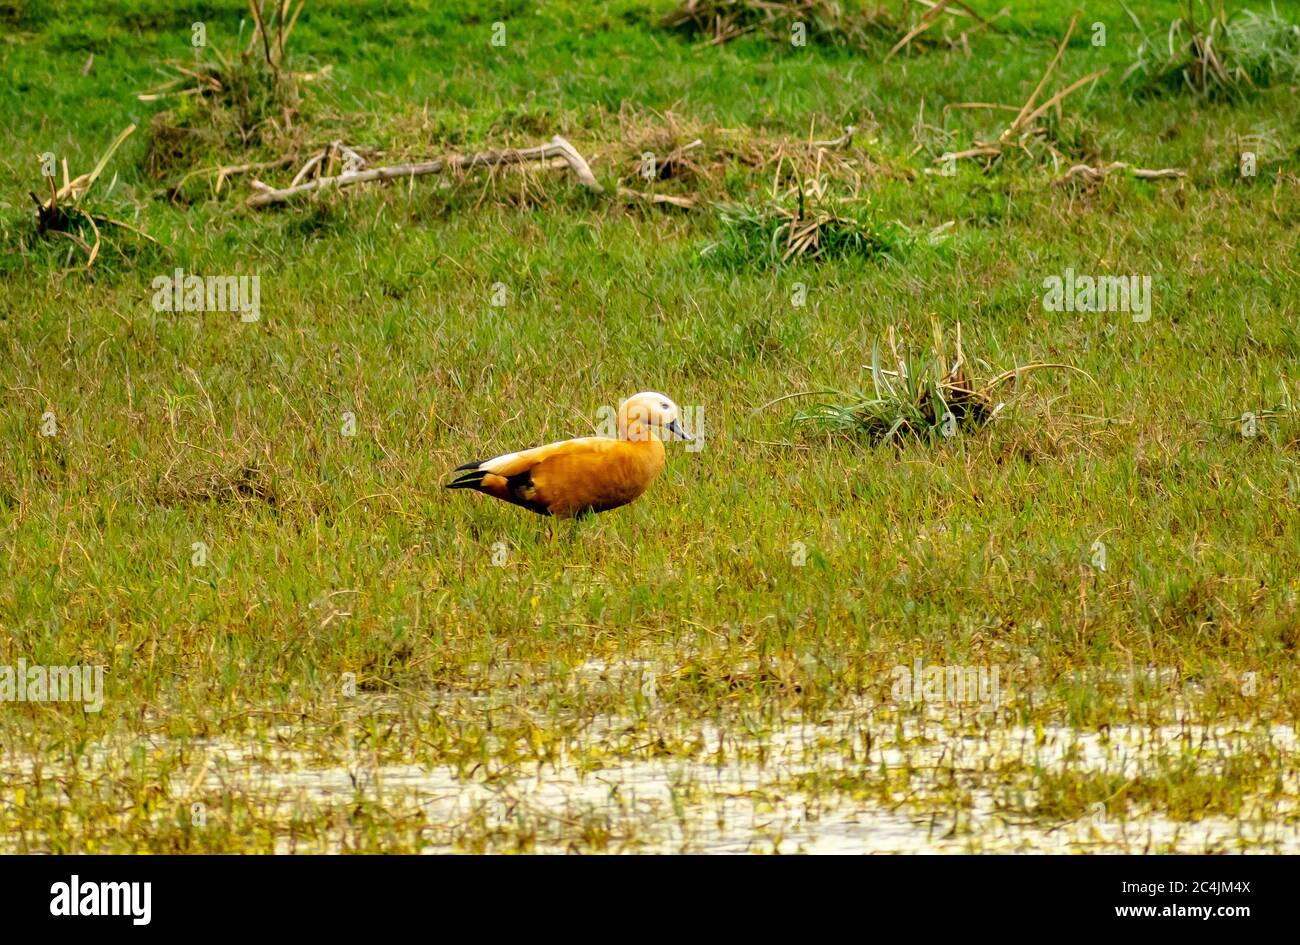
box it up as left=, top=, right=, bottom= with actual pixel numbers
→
left=619, top=391, right=692, bottom=443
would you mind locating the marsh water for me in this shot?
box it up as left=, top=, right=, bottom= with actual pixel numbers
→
left=143, top=703, right=1300, bottom=853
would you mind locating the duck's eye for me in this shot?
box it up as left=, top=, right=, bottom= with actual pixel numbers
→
left=660, top=402, right=670, bottom=410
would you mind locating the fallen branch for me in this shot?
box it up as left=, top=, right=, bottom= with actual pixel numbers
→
left=288, top=139, right=367, bottom=188
left=168, top=155, right=298, bottom=198
left=617, top=186, right=699, bottom=209
left=812, top=125, right=856, bottom=149
left=1058, top=162, right=1187, bottom=184
left=246, top=134, right=602, bottom=207
left=1129, top=166, right=1188, bottom=180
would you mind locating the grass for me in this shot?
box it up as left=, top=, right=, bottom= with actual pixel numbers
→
left=1124, top=0, right=1300, bottom=98
left=704, top=194, right=913, bottom=267
left=1, top=0, right=1299, bottom=852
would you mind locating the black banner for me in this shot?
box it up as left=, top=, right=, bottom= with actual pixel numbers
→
left=0, top=854, right=1285, bottom=933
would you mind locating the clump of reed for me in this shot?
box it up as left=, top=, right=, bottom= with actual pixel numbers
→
left=791, top=322, right=1082, bottom=445
left=139, top=1, right=321, bottom=180
left=1123, top=1, right=1300, bottom=98
left=704, top=182, right=911, bottom=268
left=28, top=124, right=156, bottom=269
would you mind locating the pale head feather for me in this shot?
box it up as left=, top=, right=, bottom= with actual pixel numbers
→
left=618, top=391, right=690, bottom=442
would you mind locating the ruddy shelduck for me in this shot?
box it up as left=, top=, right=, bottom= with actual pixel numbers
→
left=446, top=392, right=692, bottom=518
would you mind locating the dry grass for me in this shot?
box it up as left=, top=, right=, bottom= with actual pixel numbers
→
left=939, top=14, right=1108, bottom=171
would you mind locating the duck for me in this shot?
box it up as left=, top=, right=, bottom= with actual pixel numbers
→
left=446, top=392, right=692, bottom=518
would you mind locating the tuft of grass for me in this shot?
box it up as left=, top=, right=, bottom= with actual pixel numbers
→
left=139, top=2, right=314, bottom=179
left=791, top=322, right=1087, bottom=446
left=703, top=188, right=911, bottom=268
left=660, top=0, right=895, bottom=47
left=938, top=13, right=1108, bottom=173
left=792, top=322, right=997, bottom=444
left=27, top=123, right=157, bottom=269
left=1123, top=1, right=1300, bottom=98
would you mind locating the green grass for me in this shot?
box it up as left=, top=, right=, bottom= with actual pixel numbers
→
left=1, top=0, right=1299, bottom=852
left=1123, top=0, right=1300, bottom=98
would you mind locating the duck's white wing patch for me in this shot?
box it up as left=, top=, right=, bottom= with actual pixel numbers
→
left=481, top=451, right=522, bottom=474
left=480, top=437, right=614, bottom=476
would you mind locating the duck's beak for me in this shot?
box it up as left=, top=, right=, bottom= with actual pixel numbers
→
left=666, top=419, right=693, bottom=442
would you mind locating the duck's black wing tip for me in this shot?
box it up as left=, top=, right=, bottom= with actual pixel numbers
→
left=446, top=468, right=489, bottom=490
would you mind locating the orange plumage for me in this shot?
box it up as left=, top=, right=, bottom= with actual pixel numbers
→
left=446, top=392, right=692, bottom=518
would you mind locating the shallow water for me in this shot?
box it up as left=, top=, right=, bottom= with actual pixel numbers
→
left=8, top=669, right=1296, bottom=854
left=154, top=707, right=1300, bottom=853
